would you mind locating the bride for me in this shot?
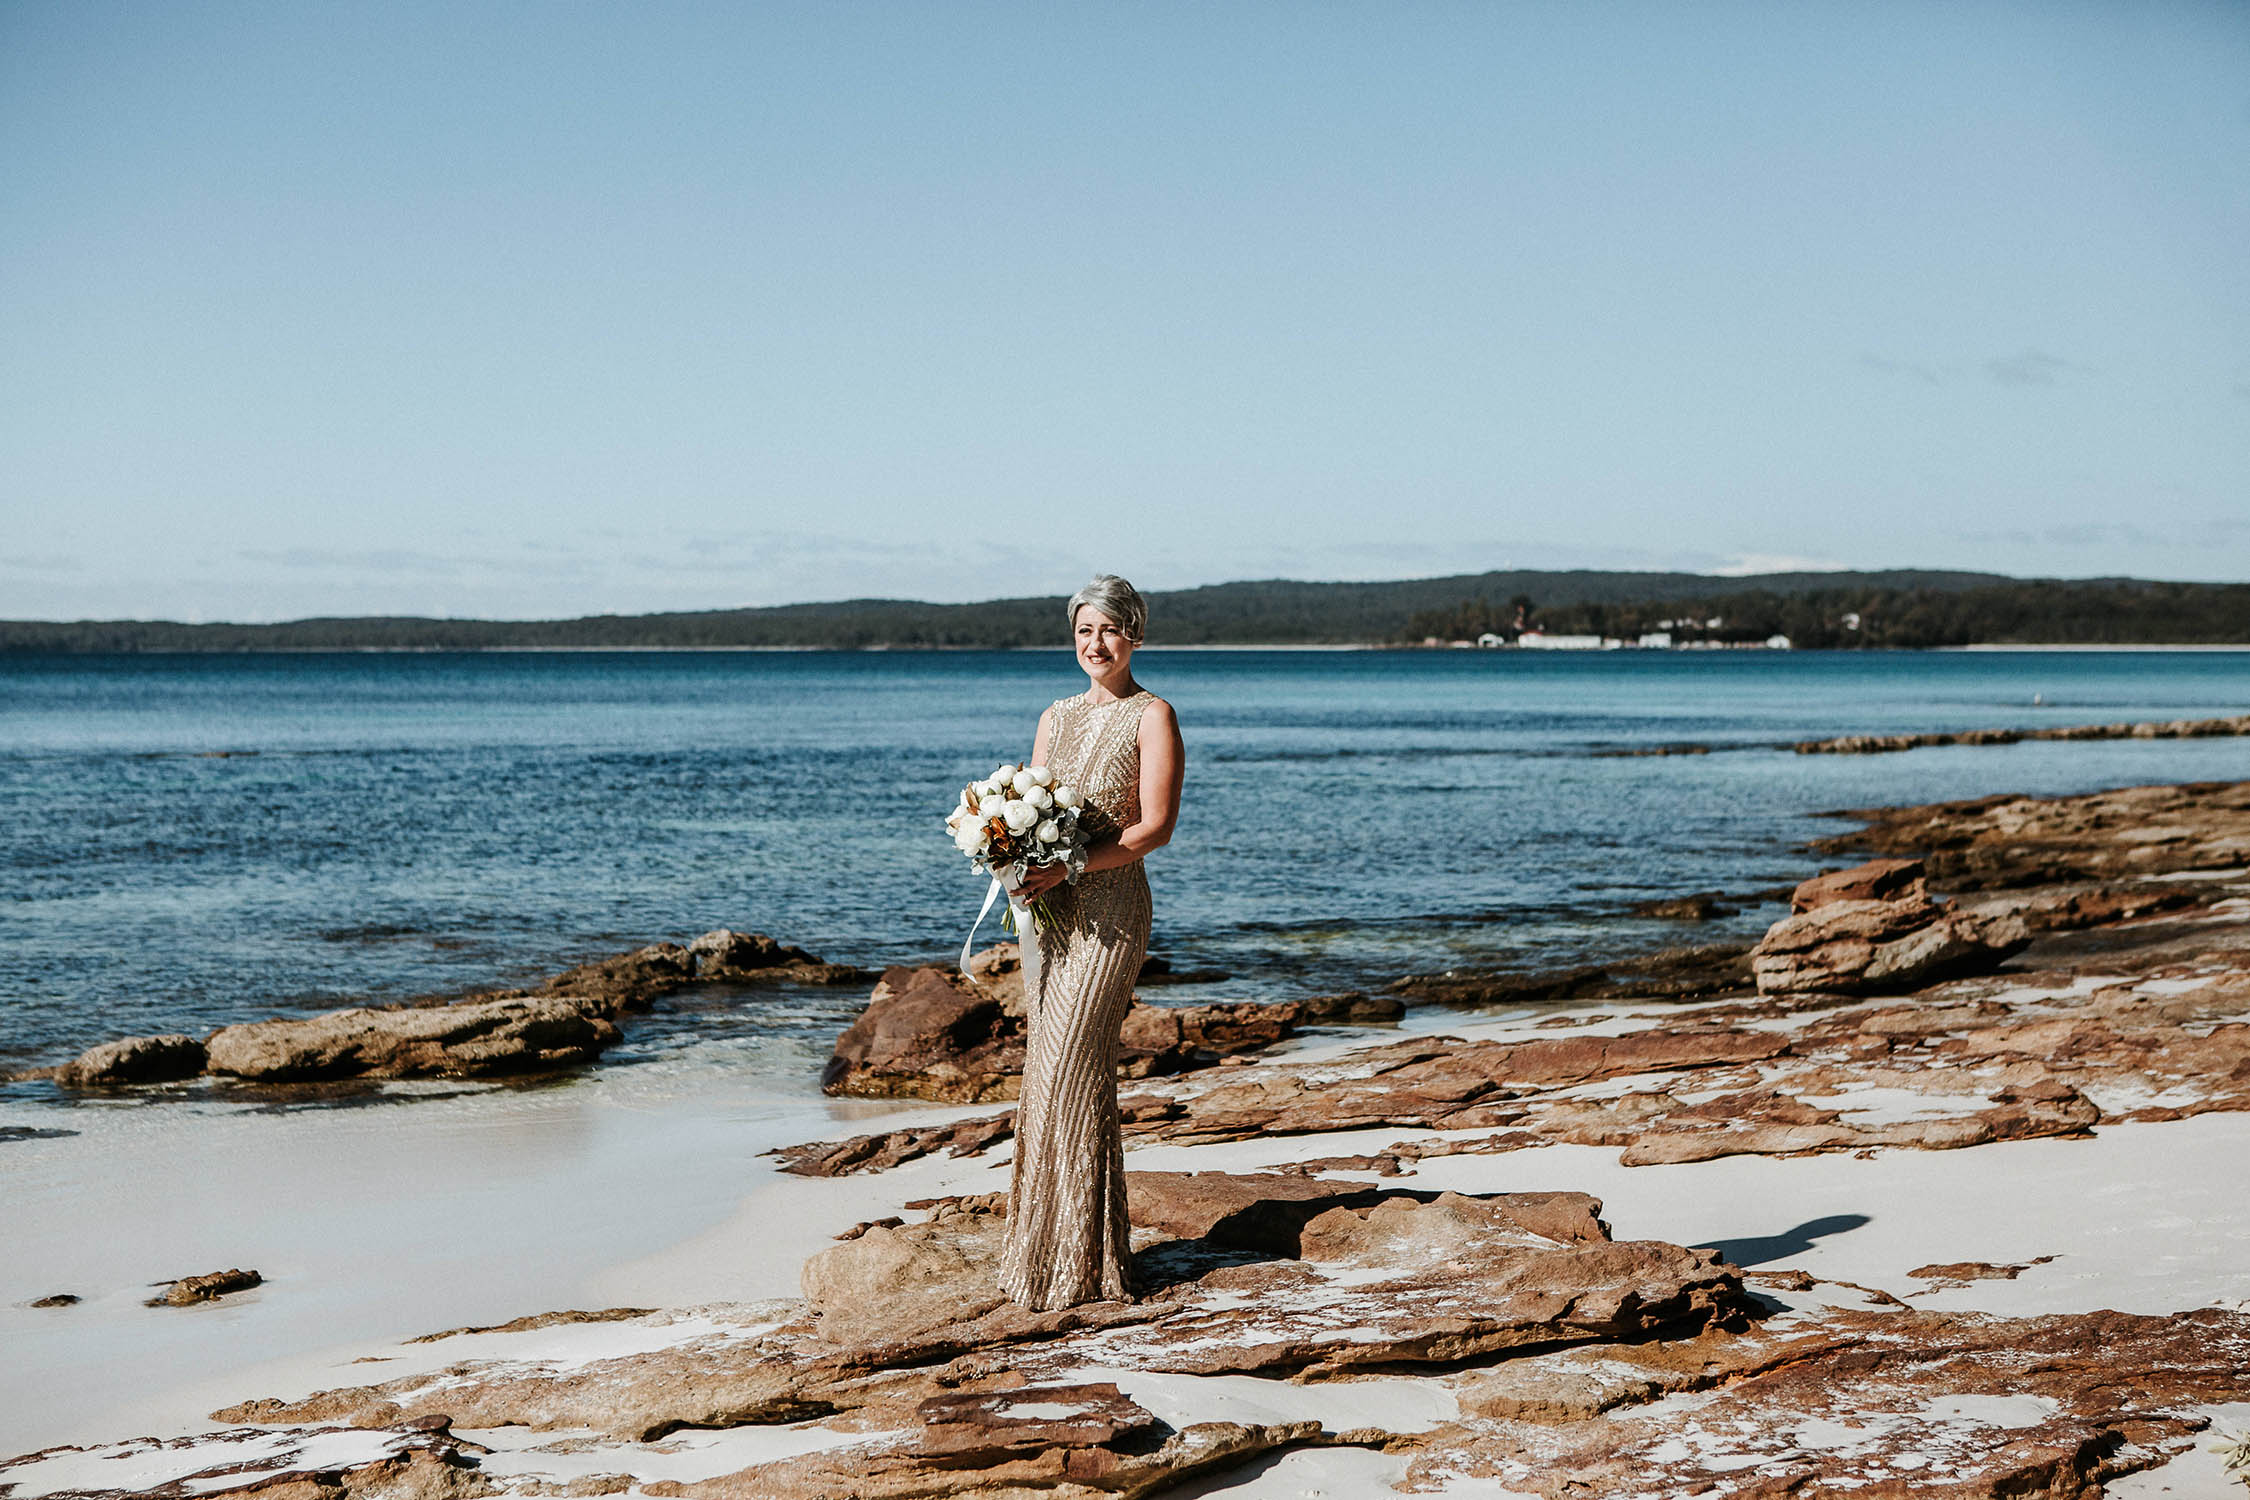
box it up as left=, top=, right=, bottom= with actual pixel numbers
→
left=997, top=574, right=1184, bottom=1309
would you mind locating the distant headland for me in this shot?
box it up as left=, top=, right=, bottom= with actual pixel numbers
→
left=4, top=568, right=2247, bottom=652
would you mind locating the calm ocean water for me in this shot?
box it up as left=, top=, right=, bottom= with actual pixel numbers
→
left=3, top=648, right=2245, bottom=1087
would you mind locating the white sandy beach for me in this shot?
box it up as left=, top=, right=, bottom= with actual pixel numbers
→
left=9, top=976, right=2250, bottom=1495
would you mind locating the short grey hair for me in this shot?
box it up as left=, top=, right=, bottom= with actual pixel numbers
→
left=1066, top=573, right=1147, bottom=643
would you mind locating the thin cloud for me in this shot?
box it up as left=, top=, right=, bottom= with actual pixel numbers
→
left=238, top=548, right=468, bottom=576
left=1985, top=350, right=2071, bottom=388
left=1857, top=353, right=1944, bottom=385
left=1860, top=350, right=2086, bottom=389
left=1954, top=519, right=2248, bottom=551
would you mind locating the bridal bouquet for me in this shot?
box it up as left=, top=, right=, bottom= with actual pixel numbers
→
left=947, top=762, right=1089, bottom=950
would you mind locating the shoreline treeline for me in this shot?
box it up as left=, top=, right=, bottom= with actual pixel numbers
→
left=3, top=570, right=2246, bottom=652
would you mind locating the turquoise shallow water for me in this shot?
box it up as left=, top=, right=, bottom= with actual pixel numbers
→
left=2, top=647, right=2244, bottom=1081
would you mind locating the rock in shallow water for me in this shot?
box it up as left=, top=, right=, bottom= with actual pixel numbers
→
left=54, top=1032, right=206, bottom=1087
left=687, top=928, right=868, bottom=986
left=203, top=995, right=621, bottom=1081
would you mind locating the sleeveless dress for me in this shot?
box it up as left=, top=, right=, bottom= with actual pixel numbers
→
left=998, top=689, right=1156, bottom=1309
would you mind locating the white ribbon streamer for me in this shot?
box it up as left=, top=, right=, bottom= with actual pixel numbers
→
left=959, top=875, right=1009, bottom=977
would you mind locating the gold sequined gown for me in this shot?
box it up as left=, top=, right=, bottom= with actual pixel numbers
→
left=998, top=689, right=1156, bottom=1309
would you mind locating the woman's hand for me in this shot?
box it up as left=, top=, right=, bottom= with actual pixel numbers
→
left=1014, top=863, right=1069, bottom=901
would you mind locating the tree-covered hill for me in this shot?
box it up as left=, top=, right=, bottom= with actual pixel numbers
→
left=1406, top=577, right=2250, bottom=649
left=3, top=569, right=2246, bottom=651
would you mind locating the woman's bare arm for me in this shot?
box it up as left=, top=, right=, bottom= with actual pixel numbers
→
left=1080, top=698, right=1182, bottom=874
left=1031, top=706, right=1054, bottom=769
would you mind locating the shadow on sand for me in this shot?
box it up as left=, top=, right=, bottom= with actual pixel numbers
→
left=1697, top=1213, right=1872, bottom=1267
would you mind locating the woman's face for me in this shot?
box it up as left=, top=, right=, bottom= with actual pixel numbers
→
left=1074, top=605, right=1136, bottom=679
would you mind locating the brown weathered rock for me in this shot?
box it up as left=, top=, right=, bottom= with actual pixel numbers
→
left=0, top=1423, right=491, bottom=1500
left=541, top=941, right=697, bottom=1010
left=1791, top=856, right=1928, bottom=911
left=799, top=1212, right=1009, bottom=1344
left=1123, top=1171, right=1427, bottom=1251
left=913, top=1381, right=1162, bottom=1459
left=404, top=1306, right=657, bottom=1343
left=1631, top=892, right=1739, bottom=920
left=203, top=995, right=620, bottom=1082
left=1099, top=1218, right=1741, bottom=1380
left=212, top=1177, right=1742, bottom=1453
left=651, top=1414, right=1322, bottom=1500
left=1116, top=1000, right=1294, bottom=1077
left=1292, top=990, right=1407, bottom=1022
left=1133, top=1028, right=1794, bottom=1150
left=818, top=964, right=1354, bottom=1103
left=156, top=1268, right=262, bottom=1306
left=1750, top=883, right=2030, bottom=996
left=963, top=941, right=1028, bottom=1013
left=773, top=1110, right=1021, bottom=1177
left=2018, top=883, right=2204, bottom=930
left=1815, top=778, right=2250, bottom=888
left=783, top=1025, right=1792, bottom=1173
left=1796, top=713, right=2250, bottom=756
left=1909, top=1257, right=2053, bottom=1287
left=54, top=1033, right=206, bottom=1087
left=821, top=966, right=1022, bottom=1102
left=1414, top=1305, right=2250, bottom=1499
left=34, top=929, right=853, bottom=1095
left=688, top=928, right=867, bottom=985
left=785, top=954, right=2250, bottom=1175
left=1134, top=953, right=1233, bottom=986
left=1296, top=1191, right=1610, bottom=1266
left=1390, top=942, right=1755, bottom=1006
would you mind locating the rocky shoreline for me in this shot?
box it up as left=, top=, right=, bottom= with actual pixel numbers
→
left=1596, top=711, right=2250, bottom=759
left=5, top=779, right=2249, bottom=1498
left=14, top=930, right=867, bottom=1089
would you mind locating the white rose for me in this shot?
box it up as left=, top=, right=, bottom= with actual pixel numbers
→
left=1025, top=785, right=1053, bottom=810
left=1036, top=818, right=1060, bottom=843
left=1003, top=801, right=1038, bottom=833
left=1028, top=765, right=1054, bottom=787
left=953, top=823, right=986, bottom=853
left=1053, top=784, right=1084, bottom=809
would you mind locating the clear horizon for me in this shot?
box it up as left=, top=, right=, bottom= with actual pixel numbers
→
left=4, top=2, right=2246, bottom=622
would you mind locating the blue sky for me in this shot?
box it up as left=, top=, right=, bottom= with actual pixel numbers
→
left=2, top=1, right=2245, bottom=621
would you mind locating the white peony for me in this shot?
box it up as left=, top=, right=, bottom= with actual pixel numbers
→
left=1053, top=784, right=1084, bottom=809
left=1035, top=818, right=1060, bottom=843
left=1003, top=801, right=1038, bottom=833
left=971, top=780, right=997, bottom=800
left=1028, top=765, right=1054, bottom=787
left=1011, top=769, right=1038, bottom=795
left=1025, top=785, right=1053, bottom=810
left=953, top=822, right=986, bottom=853
left=993, top=762, right=1018, bottom=782
left=977, top=795, right=1007, bottom=818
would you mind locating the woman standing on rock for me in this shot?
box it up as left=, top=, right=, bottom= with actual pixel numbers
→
left=999, top=574, right=1184, bottom=1308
